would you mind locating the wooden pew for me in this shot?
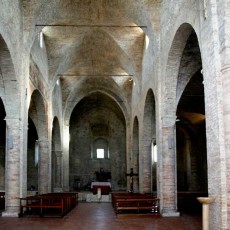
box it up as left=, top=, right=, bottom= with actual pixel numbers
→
left=18, top=196, right=43, bottom=217
left=112, top=193, right=149, bottom=207
left=50, top=192, right=78, bottom=211
left=111, top=193, right=160, bottom=217
left=18, top=192, right=78, bottom=218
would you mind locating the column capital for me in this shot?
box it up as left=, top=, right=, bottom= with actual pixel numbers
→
left=162, top=115, right=177, bottom=127
left=64, top=120, right=70, bottom=127
left=36, top=139, right=50, bottom=149
left=4, top=117, right=20, bottom=127
left=4, top=117, right=20, bottom=120
left=4, top=117, right=21, bottom=135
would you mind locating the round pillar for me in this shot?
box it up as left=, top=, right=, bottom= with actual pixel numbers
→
left=197, top=196, right=215, bottom=230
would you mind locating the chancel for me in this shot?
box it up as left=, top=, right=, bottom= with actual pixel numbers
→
left=91, top=168, right=111, bottom=195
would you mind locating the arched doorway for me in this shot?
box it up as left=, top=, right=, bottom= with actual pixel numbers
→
left=28, top=90, right=48, bottom=194
left=176, top=30, right=207, bottom=213
left=161, top=23, right=204, bottom=216
left=141, top=89, right=156, bottom=194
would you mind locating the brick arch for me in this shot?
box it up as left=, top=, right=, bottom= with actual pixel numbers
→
left=164, top=23, right=195, bottom=117
left=28, top=89, right=49, bottom=194
left=0, top=34, right=19, bottom=115
left=28, top=89, right=48, bottom=140
left=176, top=30, right=202, bottom=105
left=64, top=88, right=128, bottom=127
left=140, top=89, right=156, bottom=193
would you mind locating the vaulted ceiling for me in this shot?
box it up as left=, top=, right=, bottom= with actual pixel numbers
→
left=24, top=0, right=160, bottom=112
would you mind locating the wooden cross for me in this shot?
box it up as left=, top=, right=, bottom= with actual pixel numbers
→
left=125, top=168, right=138, bottom=192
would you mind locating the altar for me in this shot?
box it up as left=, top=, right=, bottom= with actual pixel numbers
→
left=91, top=182, right=111, bottom=195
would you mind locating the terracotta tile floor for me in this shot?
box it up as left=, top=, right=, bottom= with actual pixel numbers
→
left=0, top=203, right=202, bottom=230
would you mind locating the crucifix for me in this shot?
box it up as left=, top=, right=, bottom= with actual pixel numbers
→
left=125, top=168, right=138, bottom=193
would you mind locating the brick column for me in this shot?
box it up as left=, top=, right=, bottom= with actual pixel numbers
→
left=141, top=138, right=152, bottom=194
left=161, top=116, right=179, bottom=217
left=2, top=117, right=20, bottom=217
left=139, top=123, right=152, bottom=194
left=37, top=139, right=50, bottom=194
left=52, top=150, right=63, bottom=192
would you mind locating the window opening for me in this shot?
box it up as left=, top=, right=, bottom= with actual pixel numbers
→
left=97, top=148, right=104, bottom=158
left=151, top=141, right=157, bottom=163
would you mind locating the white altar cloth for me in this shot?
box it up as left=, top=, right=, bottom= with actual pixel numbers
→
left=91, top=182, right=111, bottom=189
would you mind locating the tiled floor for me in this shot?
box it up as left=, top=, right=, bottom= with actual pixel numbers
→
left=0, top=203, right=202, bottom=230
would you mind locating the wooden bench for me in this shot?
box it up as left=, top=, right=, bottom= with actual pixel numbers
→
left=112, top=193, right=160, bottom=217
left=18, top=192, right=78, bottom=218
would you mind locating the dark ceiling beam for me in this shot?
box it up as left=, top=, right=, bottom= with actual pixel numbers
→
left=36, top=24, right=147, bottom=28
left=57, top=74, right=133, bottom=77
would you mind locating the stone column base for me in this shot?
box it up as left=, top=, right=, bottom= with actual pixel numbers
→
left=53, top=187, right=63, bottom=192
left=162, top=211, right=180, bottom=217
left=63, top=186, right=70, bottom=192
left=2, top=211, right=19, bottom=217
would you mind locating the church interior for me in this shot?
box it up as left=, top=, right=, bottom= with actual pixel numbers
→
left=0, top=0, right=230, bottom=229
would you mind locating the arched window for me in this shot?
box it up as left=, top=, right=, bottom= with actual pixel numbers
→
left=151, top=140, right=157, bottom=163
left=92, top=138, right=109, bottom=159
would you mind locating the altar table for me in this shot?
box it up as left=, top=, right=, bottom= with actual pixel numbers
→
left=91, top=182, right=111, bottom=195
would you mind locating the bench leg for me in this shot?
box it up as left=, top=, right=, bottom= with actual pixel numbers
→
left=18, top=207, right=24, bottom=218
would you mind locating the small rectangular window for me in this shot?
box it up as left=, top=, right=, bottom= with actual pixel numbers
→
left=35, top=142, right=39, bottom=166
left=97, top=149, right=104, bottom=158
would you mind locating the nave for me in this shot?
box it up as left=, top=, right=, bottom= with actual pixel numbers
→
left=0, top=202, right=201, bottom=230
